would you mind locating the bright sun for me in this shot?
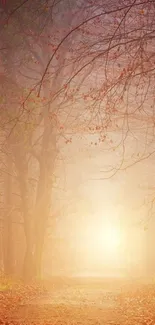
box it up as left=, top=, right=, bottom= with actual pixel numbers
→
left=80, top=222, right=123, bottom=260
left=74, top=221, right=125, bottom=274
left=91, top=224, right=122, bottom=259
left=104, top=226, right=121, bottom=252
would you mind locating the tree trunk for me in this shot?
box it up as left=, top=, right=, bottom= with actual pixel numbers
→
left=19, top=174, right=35, bottom=281
left=33, top=219, right=46, bottom=278
left=3, top=155, right=14, bottom=275
left=33, top=195, right=50, bottom=278
left=13, top=145, right=34, bottom=282
left=33, top=169, right=51, bottom=278
left=33, top=101, right=57, bottom=278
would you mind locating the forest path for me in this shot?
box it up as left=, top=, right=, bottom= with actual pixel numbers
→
left=4, top=277, right=155, bottom=325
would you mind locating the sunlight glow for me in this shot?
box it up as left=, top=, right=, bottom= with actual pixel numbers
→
left=104, top=226, right=121, bottom=253
left=78, top=221, right=124, bottom=265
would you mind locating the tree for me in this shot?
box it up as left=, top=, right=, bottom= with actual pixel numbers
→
left=1, top=0, right=155, bottom=280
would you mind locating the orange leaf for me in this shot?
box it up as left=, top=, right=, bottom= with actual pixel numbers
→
left=140, top=9, right=144, bottom=14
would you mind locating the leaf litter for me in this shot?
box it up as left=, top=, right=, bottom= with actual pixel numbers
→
left=1, top=279, right=155, bottom=325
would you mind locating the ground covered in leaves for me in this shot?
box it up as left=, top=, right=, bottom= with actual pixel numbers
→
left=1, top=277, right=155, bottom=324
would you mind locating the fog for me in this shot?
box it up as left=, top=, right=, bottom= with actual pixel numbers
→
left=0, top=0, right=155, bottom=284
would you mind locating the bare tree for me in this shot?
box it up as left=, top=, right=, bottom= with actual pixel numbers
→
left=1, top=0, right=155, bottom=279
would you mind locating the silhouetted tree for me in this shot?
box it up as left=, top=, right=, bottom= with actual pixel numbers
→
left=0, top=0, right=155, bottom=280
